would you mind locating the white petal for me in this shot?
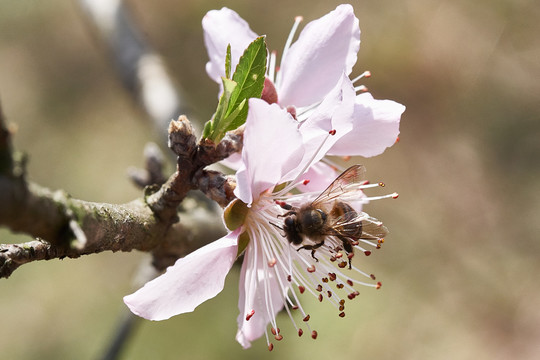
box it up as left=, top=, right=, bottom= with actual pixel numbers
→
left=203, top=8, right=258, bottom=83
left=277, top=4, right=360, bottom=107
left=123, top=231, right=239, bottom=320
left=235, top=99, right=304, bottom=204
left=329, top=93, right=405, bottom=157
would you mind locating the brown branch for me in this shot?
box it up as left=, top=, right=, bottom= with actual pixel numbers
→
left=0, top=114, right=238, bottom=279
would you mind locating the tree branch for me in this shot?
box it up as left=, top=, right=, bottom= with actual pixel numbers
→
left=77, top=0, right=187, bottom=135
left=0, top=111, right=237, bottom=278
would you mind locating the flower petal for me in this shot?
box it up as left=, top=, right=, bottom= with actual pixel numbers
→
left=235, top=99, right=304, bottom=204
left=235, top=240, right=286, bottom=348
left=328, top=93, right=405, bottom=157
left=277, top=4, right=360, bottom=107
left=285, top=74, right=355, bottom=181
left=299, top=161, right=339, bottom=193
left=123, top=231, right=239, bottom=321
left=203, top=8, right=258, bottom=83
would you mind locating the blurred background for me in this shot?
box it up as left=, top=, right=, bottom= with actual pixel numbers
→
left=1, top=0, right=539, bottom=359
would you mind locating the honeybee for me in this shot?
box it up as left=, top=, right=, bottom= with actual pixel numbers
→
left=279, top=165, right=388, bottom=269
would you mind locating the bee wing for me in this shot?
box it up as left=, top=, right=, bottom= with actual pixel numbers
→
left=330, top=211, right=389, bottom=241
left=311, top=165, right=367, bottom=210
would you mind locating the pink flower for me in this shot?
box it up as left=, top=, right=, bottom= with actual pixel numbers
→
left=124, top=99, right=395, bottom=349
left=203, top=5, right=405, bottom=187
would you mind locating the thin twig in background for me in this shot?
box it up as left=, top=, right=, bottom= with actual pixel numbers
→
left=77, top=0, right=188, bottom=137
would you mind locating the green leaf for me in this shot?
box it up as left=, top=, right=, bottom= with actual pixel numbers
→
left=226, top=36, right=267, bottom=119
left=225, top=44, right=232, bottom=79
left=202, top=36, right=267, bottom=143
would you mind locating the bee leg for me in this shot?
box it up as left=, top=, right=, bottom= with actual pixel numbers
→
left=297, top=241, right=325, bottom=262
left=337, top=235, right=354, bottom=269
left=277, top=210, right=296, bottom=218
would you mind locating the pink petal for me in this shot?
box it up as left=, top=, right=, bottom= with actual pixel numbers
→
left=235, top=99, right=304, bottom=205
left=286, top=74, right=355, bottom=181
left=277, top=4, right=360, bottom=108
left=328, top=93, right=405, bottom=157
left=123, top=231, right=239, bottom=321
left=299, top=161, right=339, bottom=193
left=203, top=8, right=258, bottom=83
left=235, top=242, right=286, bottom=348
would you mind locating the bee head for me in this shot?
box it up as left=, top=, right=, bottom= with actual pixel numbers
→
left=302, top=209, right=327, bottom=232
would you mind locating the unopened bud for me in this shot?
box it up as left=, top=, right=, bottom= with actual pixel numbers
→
left=168, top=115, right=196, bottom=158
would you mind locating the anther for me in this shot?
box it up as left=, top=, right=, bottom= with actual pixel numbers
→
left=268, top=258, right=277, bottom=267
left=338, top=261, right=347, bottom=268
left=316, top=284, right=323, bottom=292
left=335, top=253, right=343, bottom=259
left=328, top=273, right=337, bottom=281
left=275, top=334, right=283, bottom=341
left=298, top=329, right=304, bottom=337
left=246, top=309, right=255, bottom=321
left=339, top=305, right=345, bottom=311
left=298, top=285, right=305, bottom=294
left=378, top=182, right=385, bottom=187
left=339, top=299, right=346, bottom=306
left=347, top=279, right=353, bottom=286
left=303, top=315, right=310, bottom=322
left=303, top=179, right=310, bottom=185
left=322, top=277, right=328, bottom=283
left=336, top=283, right=344, bottom=289
left=339, top=312, right=346, bottom=318
left=307, top=265, right=316, bottom=273
left=271, top=327, right=280, bottom=335
left=287, top=275, right=292, bottom=282
left=311, top=330, right=318, bottom=339
left=327, top=291, right=332, bottom=298
left=370, top=274, right=376, bottom=280
left=268, top=343, right=274, bottom=352
left=318, top=294, right=323, bottom=302
left=392, top=192, right=399, bottom=199
left=348, top=252, right=355, bottom=259
left=329, top=129, right=337, bottom=135
left=364, top=251, right=371, bottom=256
left=376, top=282, right=382, bottom=289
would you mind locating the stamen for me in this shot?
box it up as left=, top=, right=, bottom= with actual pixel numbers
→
left=268, top=51, right=277, bottom=82
left=277, top=15, right=303, bottom=86
left=365, top=193, right=399, bottom=201
left=355, top=85, right=369, bottom=94
left=246, top=309, right=255, bottom=321
left=350, top=70, right=371, bottom=84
